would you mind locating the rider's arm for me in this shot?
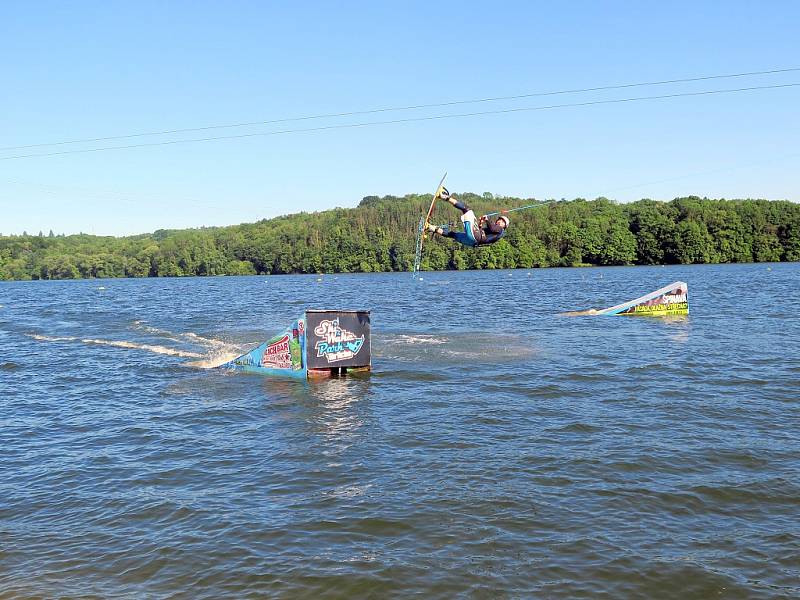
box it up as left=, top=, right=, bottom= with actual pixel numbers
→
left=481, top=229, right=506, bottom=245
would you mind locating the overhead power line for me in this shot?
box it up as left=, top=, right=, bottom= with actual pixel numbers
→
left=1, top=82, right=797, bottom=162
left=1, top=67, right=798, bottom=152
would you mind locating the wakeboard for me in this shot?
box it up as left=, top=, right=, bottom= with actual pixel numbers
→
left=412, top=172, right=448, bottom=278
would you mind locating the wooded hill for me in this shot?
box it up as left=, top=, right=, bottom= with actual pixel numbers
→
left=2, top=193, right=799, bottom=280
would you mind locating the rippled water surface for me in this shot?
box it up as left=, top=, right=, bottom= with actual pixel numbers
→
left=2, top=265, right=799, bottom=598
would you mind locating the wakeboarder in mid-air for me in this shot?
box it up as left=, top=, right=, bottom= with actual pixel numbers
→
left=412, top=174, right=515, bottom=277
left=425, top=187, right=510, bottom=247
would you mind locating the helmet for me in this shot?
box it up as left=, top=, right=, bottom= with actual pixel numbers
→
left=496, top=215, right=510, bottom=228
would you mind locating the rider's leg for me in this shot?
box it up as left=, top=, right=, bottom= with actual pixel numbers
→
left=440, top=189, right=470, bottom=214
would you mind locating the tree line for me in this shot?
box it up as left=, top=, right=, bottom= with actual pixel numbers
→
left=2, top=193, right=799, bottom=280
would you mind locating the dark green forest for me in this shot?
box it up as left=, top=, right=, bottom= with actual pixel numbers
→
left=2, top=193, right=799, bottom=280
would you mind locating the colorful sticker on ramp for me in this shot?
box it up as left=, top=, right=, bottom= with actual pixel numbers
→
left=225, top=317, right=305, bottom=374
left=260, top=334, right=294, bottom=369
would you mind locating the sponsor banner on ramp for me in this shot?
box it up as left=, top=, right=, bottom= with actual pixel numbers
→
left=305, top=310, right=371, bottom=369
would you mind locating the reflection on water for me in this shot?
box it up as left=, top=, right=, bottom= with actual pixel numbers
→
left=309, top=377, right=370, bottom=451
left=663, top=315, right=691, bottom=343
left=261, top=375, right=371, bottom=449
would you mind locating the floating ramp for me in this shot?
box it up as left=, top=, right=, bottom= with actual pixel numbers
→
left=220, top=310, right=371, bottom=378
left=598, top=281, right=688, bottom=316
left=566, top=281, right=688, bottom=316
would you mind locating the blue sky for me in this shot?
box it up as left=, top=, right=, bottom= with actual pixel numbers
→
left=1, top=1, right=798, bottom=235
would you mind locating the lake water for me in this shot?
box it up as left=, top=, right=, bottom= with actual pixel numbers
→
left=1, top=264, right=799, bottom=598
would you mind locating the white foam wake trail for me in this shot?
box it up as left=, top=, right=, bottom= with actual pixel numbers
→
left=393, top=334, right=448, bottom=345
left=28, top=334, right=203, bottom=358
left=183, top=332, right=232, bottom=348
left=131, top=321, right=184, bottom=343
left=132, top=321, right=231, bottom=349
left=81, top=338, right=203, bottom=358
left=184, top=350, right=245, bottom=369
left=29, top=334, right=77, bottom=342
left=128, top=324, right=251, bottom=366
